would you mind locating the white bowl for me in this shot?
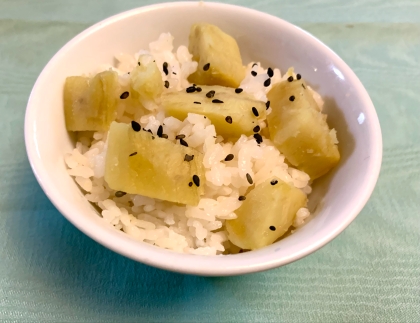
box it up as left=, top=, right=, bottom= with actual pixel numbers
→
left=24, top=1, right=382, bottom=276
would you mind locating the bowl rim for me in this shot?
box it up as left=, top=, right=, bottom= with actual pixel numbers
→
left=24, top=1, right=382, bottom=276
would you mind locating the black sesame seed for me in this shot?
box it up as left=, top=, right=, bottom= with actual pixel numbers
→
left=287, top=76, right=294, bottom=82
left=206, top=90, right=215, bottom=98
left=196, top=87, right=202, bottom=92
left=172, top=72, right=177, bottom=75
left=296, top=73, right=302, bottom=80
left=180, top=138, right=188, bottom=147
left=302, top=83, right=306, bottom=89
left=157, top=125, right=163, bottom=137
left=164, top=80, right=169, bottom=88
left=251, top=71, right=257, bottom=77
left=265, top=101, right=270, bottom=109
left=194, top=101, right=201, bottom=104
left=161, top=134, right=168, bottom=139
left=115, top=191, right=126, bottom=197
left=254, top=133, right=263, bottom=144
left=252, top=107, right=259, bottom=117
left=186, top=86, right=196, bottom=93
left=192, top=175, right=200, bottom=187
left=224, top=154, right=234, bottom=161
left=151, top=136, right=155, bottom=140
left=269, top=225, right=276, bottom=231
left=193, top=84, right=197, bottom=87
left=203, top=63, right=210, bottom=71
left=246, top=173, right=253, bottom=185
left=225, top=116, right=232, bottom=124
left=267, top=67, right=274, bottom=78
left=212, top=99, right=224, bottom=103
left=163, top=62, right=169, bottom=75
left=289, top=95, right=295, bottom=102
left=147, top=129, right=153, bottom=134
left=252, top=63, right=258, bottom=67
left=253, top=125, right=260, bottom=133
left=270, top=179, right=278, bottom=185
left=204, top=116, right=207, bottom=118
left=264, top=78, right=271, bottom=87
left=138, top=62, right=141, bottom=66
left=238, top=196, right=246, bottom=201
left=235, top=88, right=243, bottom=93
left=131, top=121, right=141, bottom=132
left=120, top=91, right=129, bottom=99
left=129, top=152, right=137, bottom=157
left=175, top=134, right=185, bottom=139
left=184, top=154, right=194, bottom=162
left=188, top=182, right=193, bottom=187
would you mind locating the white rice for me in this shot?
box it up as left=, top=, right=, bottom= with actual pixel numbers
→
left=65, top=33, right=321, bottom=255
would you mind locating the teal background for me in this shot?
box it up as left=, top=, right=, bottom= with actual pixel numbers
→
left=1, top=0, right=419, bottom=322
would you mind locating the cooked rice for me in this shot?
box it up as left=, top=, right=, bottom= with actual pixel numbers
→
left=65, top=33, right=321, bottom=255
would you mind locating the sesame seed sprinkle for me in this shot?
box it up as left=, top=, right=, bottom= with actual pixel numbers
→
left=270, top=179, right=278, bottom=185
left=161, top=134, right=168, bottom=139
left=184, top=154, right=194, bottom=162
left=203, top=63, right=210, bottom=71
left=188, top=182, right=193, bottom=187
left=296, top=73, right=302, bottom=80
left=162, top=62, right=169, bottom=75
left=302, top=84, right=306, bottom=89
left=147, top=129, right=153, bottom=134
left=131, top=121, right=141, bottom=132
left=254, top=133, right=263, bottom=144
left=253, top=125, right=260, bottom=132
left=194, top=101, right=201, bottom=104
left=157, top=125, right=163, bottom=137
left=289, top=95, right=295, bottom=101
left=252, top=107, right=259, bottom=117
left=225, top=116, right=232, bottom=124
left=265, top=101, right=270, bottom=109
left=212, top=99, right=224, bottom=103
left=251, top=71, right=257, bottom=77
left=267, top=67, right=274, bottom=77
left=252, top=63, right=258, bottom=67
left=192, top=175, right=200, bottom=187
left=238, top=196, right=246, bottom=201
left=206, top=90, right=215, bottom=98
left=138, top=62, right=141, bottom=66
left=172, top=72, right=177, bottom=75
left=287, top=76, right=294, bottom=82
left=120, top=91, right=129, bottom=99
left=186, top=86, right=196, bottom=93
left=115, top=191, right=126, bottom=197
left=264, top=78, right=271, bottom=87
left=246, top=173, right=253, bottom=185
left=196, top=87, right=202, bottom=92
left=175, top=134, right=185, bottom=139
left=164, top=80, right=169, bottom=88
left=224, top=154, right=234, bottom=161
left=129, top=152, right=137, bottom=157
left=269, top=226, right=276, bottom=231
left=180, top=138, right=188, bottom=147
left=235, top=88, right=243, bottom=93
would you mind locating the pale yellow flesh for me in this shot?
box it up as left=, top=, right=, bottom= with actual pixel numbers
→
left=64, top=71, right=120, bottom=132
left=188, top=23, right=245, bottom=88
left=226, top=177, right=307, bottom=250
left=267, top=80, right=340, bottom=180
left=130, top=58, right=163, bottom=106
left=162, top=85, right=266, bottom=139
left=104, top=122, right=205, bottom=206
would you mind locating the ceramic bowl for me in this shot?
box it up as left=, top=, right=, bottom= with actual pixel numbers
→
left=25, top=1, right=382, bottom=276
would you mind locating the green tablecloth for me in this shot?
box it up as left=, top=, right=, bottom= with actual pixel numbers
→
left=1, top=0, right=419, bottom=322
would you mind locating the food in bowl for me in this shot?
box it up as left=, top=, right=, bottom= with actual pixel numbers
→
left=63, top=23, right=340, bottom=255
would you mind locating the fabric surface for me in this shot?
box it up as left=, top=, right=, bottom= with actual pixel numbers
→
left=0, top=0, right=419, bottom=322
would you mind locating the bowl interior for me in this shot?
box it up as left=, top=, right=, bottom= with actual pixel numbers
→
left=25, top=2, right=381, bottom=275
